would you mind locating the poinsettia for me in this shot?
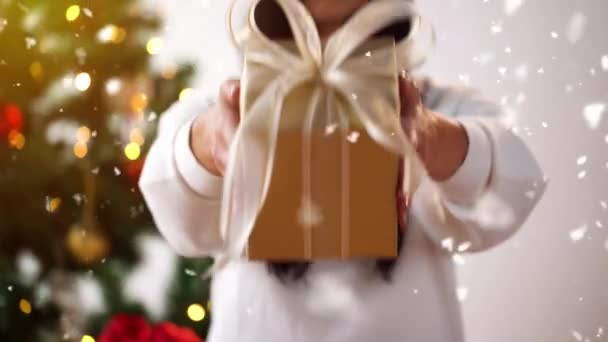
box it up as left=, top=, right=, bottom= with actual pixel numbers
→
left=98, top=314, right=203, bottom=342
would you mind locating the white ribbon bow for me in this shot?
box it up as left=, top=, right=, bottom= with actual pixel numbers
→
left=212, top=0, right=430, bottom=272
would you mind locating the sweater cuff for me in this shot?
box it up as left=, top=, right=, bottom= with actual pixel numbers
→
left=174, top=119, right=223, bottom=199
left=436, top=118, right=492, bottom=205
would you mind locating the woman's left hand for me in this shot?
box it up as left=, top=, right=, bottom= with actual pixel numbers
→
left=398, top=72, right=470, bottom=182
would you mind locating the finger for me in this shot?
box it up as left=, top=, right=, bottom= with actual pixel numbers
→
left=212, top=133, right=229, bottom=176
left=219, top=79, right=241, bottom=113
left=399, top=71, right=423, bottom=120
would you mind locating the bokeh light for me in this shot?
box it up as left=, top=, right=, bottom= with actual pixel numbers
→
left=187, top=303, right=206, bottom=322
left=65, top=5, right=81, bottom=22
left=129, top=128, right=145, bottom=146
left=146, top=37, right=163, bottom=55
left=179, top=88, right=194, bottom=101
left=124, top=142, right=141, bottom=160
left=19, top=299, right=32, bottom=314
left=74, top=72, right=91, bottom=92
left=81, top=335, right=96, bottom=342
left=73, top=142, right=88, bottom=159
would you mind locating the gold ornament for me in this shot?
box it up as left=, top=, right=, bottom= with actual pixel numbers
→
left=66, top=173, right=110, bottom=265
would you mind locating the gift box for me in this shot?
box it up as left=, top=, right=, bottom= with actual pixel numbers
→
left=216, top=0, right=428, bottom=264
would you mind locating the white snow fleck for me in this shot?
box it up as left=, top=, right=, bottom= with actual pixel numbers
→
left=582, top=103, right=605, bottom=130
left=566, top=12, right=586, bottom=44
left=456, top=287, right=468, bottom=302
left=504, top=0, right=525, bottom=16
left=441, top=238, right=454, bottom=252
left=577, top=155, right=587, bottom=166
left=569, top=225, right=587, bottom=242
left=577, top=170, right=586, bottom=179
left=571, top=330, right=583, bottom=341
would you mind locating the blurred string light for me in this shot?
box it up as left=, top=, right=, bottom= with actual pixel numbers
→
left=179, top=88, right=193, bottom=101
left=76, top=126, right=91, bottom=143
left=8, top=130, right=25, bottom=150
left=29, top=61, right=43, bottom=81
left=187, top=303, right=206, bottom=322
left=45, top=196, right=62, bottom=213
left=65, top=5, right=81, bottom=22
left=74, top=142, right=88, bottom=159
left=105, top=78, right=122, bottom=95
left=74, top=72, right=91, bottom=92
left=74, top=126, right=91, bottom=159
left=130, top=92, right=148, bottom=113
left=80, top=335, right=96, bottom=342
left=19, top=299, right=32, bottom=314
left=146, top=37, right=162, bottom=55
left=124, top=142, right=140, bottom=160
left=96, top=24, right=126, bottom=44
left=129, top=128, right=145, bottom=146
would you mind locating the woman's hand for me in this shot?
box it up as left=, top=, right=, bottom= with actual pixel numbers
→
left=191, top=80, right=241, bottom=177
left=398, top=72, right=470, bottom=182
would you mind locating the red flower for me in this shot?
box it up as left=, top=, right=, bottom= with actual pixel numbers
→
left=151, top=322, right=203, bottom=342
left=98, top=315, right=203, bottom=342
left=98, top=315, right=153, bottom=342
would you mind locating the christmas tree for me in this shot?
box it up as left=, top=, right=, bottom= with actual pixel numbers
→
left=0, top=0, right=211, bottom=340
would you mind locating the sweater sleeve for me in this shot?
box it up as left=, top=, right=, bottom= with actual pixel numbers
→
left=410, top=78, right=548, bottom=253
left=139, top=94, right=225, bottom=257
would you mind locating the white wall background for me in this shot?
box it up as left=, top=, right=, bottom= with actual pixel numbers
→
left=146, top=0, right=608, bottom=340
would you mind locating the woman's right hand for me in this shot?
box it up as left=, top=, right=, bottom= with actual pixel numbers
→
left=191, top=80, right=241, bottom=177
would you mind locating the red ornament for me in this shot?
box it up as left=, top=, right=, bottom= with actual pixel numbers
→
left=0, top=103, right=23, bottom=138
left=98, top=315, right=153, bottom=342
left=123, top=158, right=145, bottom=184
left=98, top=315, right=203, bottom=342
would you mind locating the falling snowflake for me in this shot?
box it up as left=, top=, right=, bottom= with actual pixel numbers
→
left=600, top=201, right=607, bottom=210
left=571, top=330, right=583, bottom=341
left=504, top=0, right=525, bottom=15
left=325, top=123, right=338, bottom=136
left=297, top=197, right=324, bottom=228
left=184, top=269, right=197, bottom=276
left=82, top=8, right=93, bottom=17
left=597, top=326, right=604, bottom=338
left=456, top=287, right=468, bottom=302
left=576, top=155, right=587, bottom=166
left=25, top=36, right=37, bottom=49
left=550, top=31, right=559, bottom=39
left=457, top=242, right=472, bottom=252
left=113, top=167, right=121, bottom=176
left=566, top=12, right=586, bottom=44
left=147, top=112, right=158, bottom=122
left=452, top=254, right=466, bottom=265
left=541, top=121, right=548, bottom=128
left=577, top=170, right=586, bottom=179
left=594, top=220, right=602, bottom=228
left=473, top=52, right=494, bottom=65
left=514, top=64, right=529, bottom=81
left=490, top=22, right=503, bottom=34
left=583, top=103, right=605, bottom=130
left=569, top=225, right=587, bottom=242
left=441, top=237, right=454, bottom=252
left=602, top=55, right=608, bottom=71
left=347, top=131, right=360, bottom=143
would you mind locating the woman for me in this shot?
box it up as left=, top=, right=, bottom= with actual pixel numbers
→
left=139, top=0, right=546, bottom=341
